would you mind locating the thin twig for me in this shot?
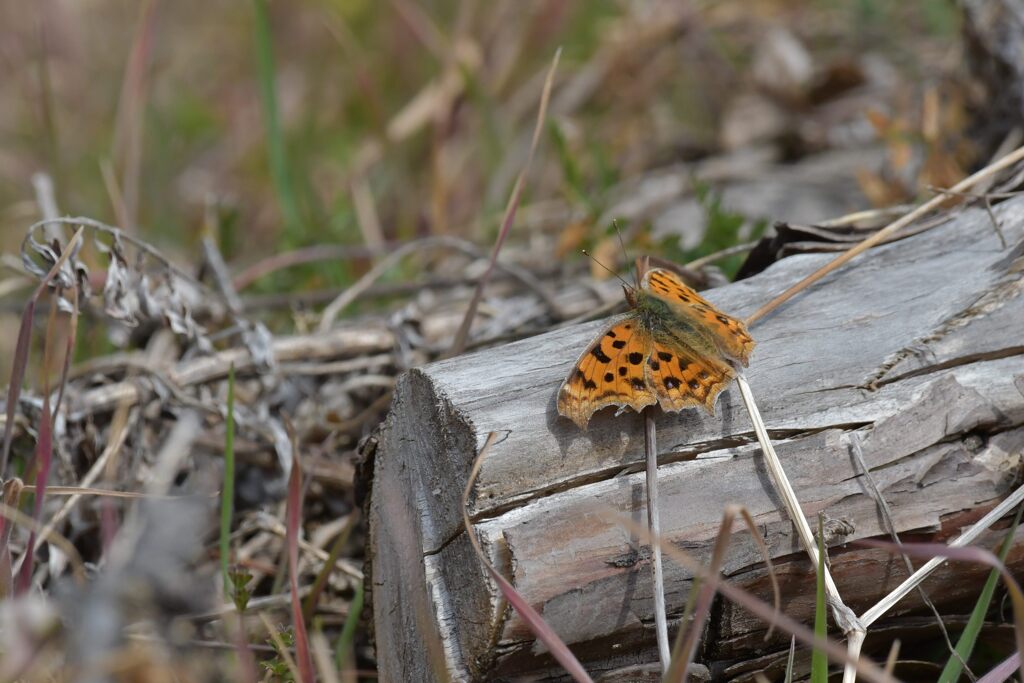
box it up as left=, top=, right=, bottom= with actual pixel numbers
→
left=746, top=144, right=1024, bottom=326
left=317, top=235, right=560, bottom=331
left=0, top=502, right=85, bottom=584
left=643, top=408, right=670, bottom=671
left=232, top=243, right=392, bottom=291
left=30, top=173, right=61, bottom=241
left=37, top=400, right=129, bottom=543
left=201, top=234, right=244, bottom=315
left=682, top=240, right=759, bottom=271
left=927, top=185, right=1009, bottom=248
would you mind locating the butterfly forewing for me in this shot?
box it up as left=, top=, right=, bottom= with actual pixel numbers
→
left=642, top=268, right=755, bottom=366
left=556, top=316, right=658, bottom=429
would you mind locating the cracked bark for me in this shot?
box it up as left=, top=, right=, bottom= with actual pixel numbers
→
left=366, top=199, right=1024, bottom=682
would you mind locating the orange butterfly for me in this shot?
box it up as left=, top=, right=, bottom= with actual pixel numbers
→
left=557, top=257, right=755, bottom=429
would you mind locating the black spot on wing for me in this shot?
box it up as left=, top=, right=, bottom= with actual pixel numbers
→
left=591, top=346, right=612, bottom=363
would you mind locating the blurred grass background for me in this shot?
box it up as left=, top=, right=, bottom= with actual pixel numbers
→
left=0, top=1, right=958, bottom=250
left=0, top=0, right=961, bottom=372
left=0, top=2, right=989, bottom=677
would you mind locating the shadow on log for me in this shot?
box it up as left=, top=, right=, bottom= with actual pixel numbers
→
left=365, top=198, right=1024, bottom=681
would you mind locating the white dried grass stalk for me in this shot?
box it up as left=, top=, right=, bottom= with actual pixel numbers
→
left=643, top=409, right=671, bottom=670
left=860, top=480, right=1024, bottom=627
left=734, top=374, right=867, bottom=681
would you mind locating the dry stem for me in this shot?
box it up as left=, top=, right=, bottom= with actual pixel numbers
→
left=746, top=144, right=1024, bottom=326
left=642, top=408, right=670, bottom=670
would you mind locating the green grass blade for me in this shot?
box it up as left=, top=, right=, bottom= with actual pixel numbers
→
left=938, top=503, right=1024, bottom=683
left=252, top=0, right=303, bottom=241
left=810, top=522, right=829, bottom=683
left=220, top=363, right=236, bottom=597
left=783, top=635, right=796, bottom=683
left=334, top=579, right=365, bottom=672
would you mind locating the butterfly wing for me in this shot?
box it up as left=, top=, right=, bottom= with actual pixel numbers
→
left=557, top=315, right=657, bottom=429
left=642, top=267, right=755, bottom=366
left=644, top=340, right=736, bottom=415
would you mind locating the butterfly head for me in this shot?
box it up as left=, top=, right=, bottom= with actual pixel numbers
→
left=623, top=283, right=638, bottom=308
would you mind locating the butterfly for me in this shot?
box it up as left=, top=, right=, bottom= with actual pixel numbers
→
left=557, top=257, right=755, bottom=429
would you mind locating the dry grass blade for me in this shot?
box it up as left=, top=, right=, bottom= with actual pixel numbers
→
left=15, top=397, right=51, bottom=594
left=734, top=376, right=859, bottom=625
left=463, top=432, right=595, bottom=683
left=318, top=236, right=479, bottom=330
left=860, top=481, right=1024, bottom=627
left=978, top=653, right=1020, bottom=683
left=609, top=513, right=898, bottom=683
left=111, top=0, right=157, bottom=231
left=858, top=539, right=1024, bottom=677
left=1, top=226, right=84, bottom=475
left=745, top=143, right=1024, bottom=326
left=665, top=504, right=780, bottom=682
left=734, top=374, right=868, bottom=683
left=848, top=434, right=962, bottom=670
left=286, top=448, right=315, bottom=683
left=0, top=480, right=22, bottom=596
left=884, top=640, right=900, bottom=677
left=36, top=402, right=130, bottom=542
left=0, top=501, right=85, bottom=584
left=303, top=510, right=360, bottom=622
left=311, top=628, right=341, bottom=683
left=232, top=243, right=389, bottom=291
left=52, top=284, right=79, bottom=419
left=446, top=47, right=561, bottom=357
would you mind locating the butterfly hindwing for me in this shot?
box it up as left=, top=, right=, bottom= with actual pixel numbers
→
left=644, top=340, right=735, bottom=415
left=556, top=316, right=657, bottom=429
left=642, top=267, right=755, bottom=366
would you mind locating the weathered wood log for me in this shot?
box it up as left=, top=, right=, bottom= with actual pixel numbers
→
left=365, top=198, right=1024, bottom=682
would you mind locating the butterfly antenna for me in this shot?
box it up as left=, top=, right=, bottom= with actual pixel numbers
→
left=612, top=219, right=641, bottom=288
left=612, top=219, right=632, bottom=264
left=581, top=249, right=632, bottom=289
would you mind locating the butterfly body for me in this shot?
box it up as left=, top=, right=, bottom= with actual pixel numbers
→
left=557, top=261, right=755, bottom=429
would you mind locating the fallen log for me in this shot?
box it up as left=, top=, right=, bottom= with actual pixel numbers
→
left=365, top=197, right=1024, bottom=681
